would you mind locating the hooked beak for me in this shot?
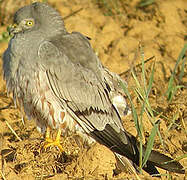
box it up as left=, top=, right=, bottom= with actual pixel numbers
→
left=8, top=24, right=22, bottom=35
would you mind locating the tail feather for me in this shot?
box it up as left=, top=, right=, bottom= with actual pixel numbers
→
left=90, top=124, right=185, bottom=175
left=145, top=148, right=185, bottom=174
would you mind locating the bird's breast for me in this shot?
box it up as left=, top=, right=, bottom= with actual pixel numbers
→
left=9, top=65, right=76, bottom=135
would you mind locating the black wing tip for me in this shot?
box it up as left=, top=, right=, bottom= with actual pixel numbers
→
left=143, top=160, right=160, bottom=176
left=90, top=124, right=186, bottom=176
left=149, top=150, right=185, bottom=174
left=159, top=161, right=185, bottom=174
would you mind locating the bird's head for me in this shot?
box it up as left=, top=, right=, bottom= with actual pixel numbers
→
left=9, top=2, right=66, bottom=36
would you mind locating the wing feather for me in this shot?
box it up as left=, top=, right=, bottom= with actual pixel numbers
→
left=38, top=39, right=125, bottom=132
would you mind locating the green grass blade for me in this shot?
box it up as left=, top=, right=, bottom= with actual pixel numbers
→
left=166, top=44, right=187, bottom=102
left=173, top=44, right=187, bottom=73
left=119, top=81, right=141, bottom=136
left=162, top=154, right=187, bottom=165
left=131, top=70, right=142, bottom=91
left=140, top=44, right=147, bottom=92
left=146, top=62, right=155, bottom=98
left=167, top=75, right=174, bottom=102
left=142, top=120, right=160, bottom=167
left=179, top=57, right=186, bottom=81
left=120, top=80, right=143, bottom=172
left=138, top=0, right=155, bottom=7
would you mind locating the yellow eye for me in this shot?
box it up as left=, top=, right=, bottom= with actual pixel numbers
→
left=26, top=20, right=34, bottom=26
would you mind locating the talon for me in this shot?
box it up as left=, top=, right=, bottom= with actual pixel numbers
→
left=43, top=127, right=63, bottom=152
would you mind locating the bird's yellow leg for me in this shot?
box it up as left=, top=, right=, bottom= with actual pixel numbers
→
left=44, top=127, right=63, bottom=152
left=45, top=126, right=53, bottom=143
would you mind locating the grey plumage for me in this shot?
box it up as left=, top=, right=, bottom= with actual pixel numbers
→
left=2, top=2, right=184, bottom=176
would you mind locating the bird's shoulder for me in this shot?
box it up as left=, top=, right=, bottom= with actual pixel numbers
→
left=50, top=31, right=92, bottom=50
left=38, top=31, right=91, bottom=57
left=38, top=40, right=61, bottom=61
left=38, top=32, right=102, bottom=75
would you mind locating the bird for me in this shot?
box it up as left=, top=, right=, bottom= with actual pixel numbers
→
left=2, top=2, right=185, bottom=176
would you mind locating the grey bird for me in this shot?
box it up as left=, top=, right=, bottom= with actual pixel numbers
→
left=2, top=2, right=185, bottom=176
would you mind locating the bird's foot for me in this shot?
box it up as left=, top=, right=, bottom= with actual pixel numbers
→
left=43, top=127, right=63, bottom=152
left=44, top=137, right=63, bottom=152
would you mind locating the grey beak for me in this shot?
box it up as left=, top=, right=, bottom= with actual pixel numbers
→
left=8, top=24, right=22, bottom=35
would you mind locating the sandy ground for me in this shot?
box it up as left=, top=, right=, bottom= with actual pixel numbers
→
left=0, top=0, right=186, bottom=179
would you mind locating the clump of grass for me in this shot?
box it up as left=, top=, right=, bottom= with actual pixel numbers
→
left=120, top=44, right=187, bottom=176
left=166, top=44, right=187, bottom=102
left=120, top=45, right=163, bottom=174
